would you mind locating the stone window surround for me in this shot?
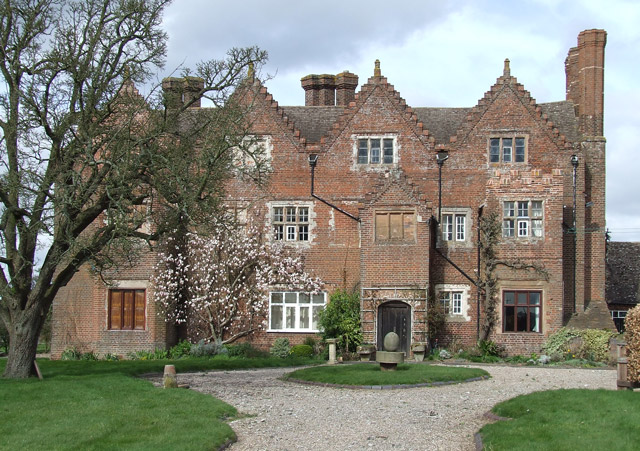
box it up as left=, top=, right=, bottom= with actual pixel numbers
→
left=497, top=281, right=546, bottom=334
left=434, top=284, right=471, bottom=322
left=351, top=134, right=399, bottom=170
left=374, top=209, right=417, bottom=243
left=502, top=199, right=544, bottom=240
left=488, top=134, right=529, bottom=164
left=437, top=207, right=472, bottom=248
left=233, top=134, right=273, bottom=170
left=105, top=280, right=148, bottom=332
left=267, top=201, right=315, bottom=247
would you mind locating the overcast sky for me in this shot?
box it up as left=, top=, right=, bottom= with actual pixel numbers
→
left=161, top=0, right=640, bottom=242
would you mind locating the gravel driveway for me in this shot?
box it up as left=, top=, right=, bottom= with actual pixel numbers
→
left=161, top=364, right=616, bottom=450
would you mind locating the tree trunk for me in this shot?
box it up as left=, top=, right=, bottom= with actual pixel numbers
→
left=3, top=308, right=43, bottom=378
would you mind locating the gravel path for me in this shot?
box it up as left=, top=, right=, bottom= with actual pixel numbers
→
left=157, top=364, right=616, bottom=450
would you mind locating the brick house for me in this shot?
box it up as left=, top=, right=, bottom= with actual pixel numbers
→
left=606, top=242, right=640, bottom=332
left=51, top=29, right=614, bottom=358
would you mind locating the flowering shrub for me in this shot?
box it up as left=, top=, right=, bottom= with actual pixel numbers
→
left=626, top=305, right=640, bottom=382
left=152, top=221, right=322, bottom=344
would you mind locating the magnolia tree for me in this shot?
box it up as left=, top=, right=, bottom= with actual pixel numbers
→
left=152, top=224, right=322, bottom=344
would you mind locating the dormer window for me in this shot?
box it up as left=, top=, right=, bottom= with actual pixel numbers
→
left=489, top=137, right=526, bottom=163
left=357, top=137, right=395, bottom=165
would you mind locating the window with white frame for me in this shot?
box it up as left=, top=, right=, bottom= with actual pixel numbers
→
left=442, top=213, right=466, bottom=242
left=502, top=200, right=543, bottom=238
left=435, top=284, right=471, bottom=320
left=612, top=310, right=627, bottom=333
left=269, top=292, right=326, bottom=331
left=440, top=291, right=463, bottom=315
left=273, top=205, right=309, bottom=242
left=357, top=137, right=395, bottom=165
left=489, top=137, right=526, bottom=163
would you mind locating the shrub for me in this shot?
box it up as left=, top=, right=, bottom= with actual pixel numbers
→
left=225, top=342, right=267, bottom=358
left=81, top=351, right=99, bottom=361
left=478, top=339, right=505, bottom=357
left=190, top=340, right=222, bottom=358
left=103, top=353, right=120, bottom=361
left=317, top=289, right=362, bottom=353
left=60, top=348, right=82, bottom=361
left=129, top=348, right=169, bottom=360
left=169, top=340, right=192, bottom=359
left=542, top=327, right=614, bottom=363
left=290, top=344, right=313, bottom=358
left=626, top=305, right=640, bottom=382
left=270, top=338, right=291, bottom=358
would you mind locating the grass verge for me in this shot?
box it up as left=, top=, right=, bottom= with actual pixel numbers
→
left=284, top=362, right=489, bottom=386
left=479, top=389, right=640, bottom=450
left=0, top=355, right=319, bottom=450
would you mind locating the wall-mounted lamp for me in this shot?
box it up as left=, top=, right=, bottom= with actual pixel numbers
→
left=571, top=154, right=579, bottom=168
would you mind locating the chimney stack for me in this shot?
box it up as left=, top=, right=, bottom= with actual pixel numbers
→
left=336, top=71, right=359, bottom=106
left=565, top=29, right=606, bottom=136
left=301, top=74, right=336, bottom=106
left=161, top=76, right=205, bottom=109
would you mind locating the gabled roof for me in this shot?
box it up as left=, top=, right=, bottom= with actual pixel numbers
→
left=606, top=242, right=640, bottom=306
left=281, top=106, right=345, bottom=143
left=275, top=61, right=581, bottom=147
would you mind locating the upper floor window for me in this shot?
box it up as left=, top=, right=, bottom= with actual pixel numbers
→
left=233, top=135, right=272, bottom=170
left=273, top=205, right=309, bottom=242
left=108, top=289, right=145, bottom=330
left=502, top=200, right=543, bottom=238
left=490, top=137, right=526, bottom=163
left=375, top=211, right=415, bottom=242
left=357, top=137, right=395, bottom=165
left=442, top=213, right=466, bottom=242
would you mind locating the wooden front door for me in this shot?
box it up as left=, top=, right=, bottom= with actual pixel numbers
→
left=377, top=301, right=411, bottom=354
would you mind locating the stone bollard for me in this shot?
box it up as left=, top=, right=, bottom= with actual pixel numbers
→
left=326, top=338, right=337, bottom=364
left=163, top=364, right=178, bottom=389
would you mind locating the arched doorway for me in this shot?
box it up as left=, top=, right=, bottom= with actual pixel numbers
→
left=377, top=301, right=411, bottom=354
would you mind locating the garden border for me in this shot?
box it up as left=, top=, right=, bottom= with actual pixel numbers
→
left=282, top=375, right=490, bottom=390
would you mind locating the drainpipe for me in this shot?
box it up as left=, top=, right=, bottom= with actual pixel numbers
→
left=436, top=149, right=449, bottom=226
left=571, top=154, right=579, bottom=313
left=309, top=154, right=360, bottom=222
left=477, top=204, right=484, bottom=341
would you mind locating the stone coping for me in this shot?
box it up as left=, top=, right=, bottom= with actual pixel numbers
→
left=282, top=374, right=490, bottom=390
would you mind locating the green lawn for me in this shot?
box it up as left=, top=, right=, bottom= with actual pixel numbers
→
left=0, top=355, right=319, bottom=450
left=479, top=389, right=640, bottom=450
left=284, top=362, right=489, bottom=386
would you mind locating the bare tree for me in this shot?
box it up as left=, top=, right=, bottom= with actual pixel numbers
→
left=0, top=0, right=267, bottom=378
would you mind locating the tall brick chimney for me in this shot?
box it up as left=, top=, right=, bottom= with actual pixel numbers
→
left=335, top=71, right=358, bottom=106
left=301, top=74, right=336, bottom=106
left=161, top=76, right=205, bottom=109
left=565, top=29, right=606, bottom=136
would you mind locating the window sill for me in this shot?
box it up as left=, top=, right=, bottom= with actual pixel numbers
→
left=267, top=329, right=320, bottom=334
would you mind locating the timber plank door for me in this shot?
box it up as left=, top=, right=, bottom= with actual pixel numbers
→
left=377, top=301, right=411, bottom=354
